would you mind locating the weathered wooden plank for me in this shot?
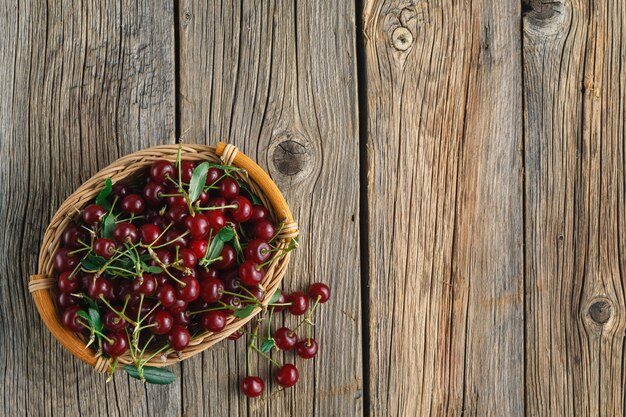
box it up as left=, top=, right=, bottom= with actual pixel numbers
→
left=177, top=0, right=362, bottom=416
left=0, top=1, right=177, bottom=416
left=523, top=1, right=626, bottom=415
left=362, top=0, right=524, bottom=415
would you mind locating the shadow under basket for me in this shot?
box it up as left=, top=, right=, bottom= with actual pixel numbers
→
left=28, top=142, right=298, bottom=373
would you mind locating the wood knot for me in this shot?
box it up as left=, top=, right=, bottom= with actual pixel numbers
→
left=522, top=0, right=568, bottom=36
left=271, top=138, right=310, bottom=176
left=589, top=300, right=612, bottom=324
left=391, top=27, right=413, bottom=51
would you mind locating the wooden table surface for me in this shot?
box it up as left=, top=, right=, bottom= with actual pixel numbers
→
left=1, top=0, right=625, bottom=416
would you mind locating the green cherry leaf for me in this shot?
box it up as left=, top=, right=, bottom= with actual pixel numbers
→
left=88, top=308, right=103, bottom=334
left=233, top=304, right=255, bottom=319
left=260, top=338, right=275, bottom=353
left=188, top=162, right=210, bottom=204
left=102, top=214, right=117, bottom=239
left=268, top=289, right=282, bottom=305
left=216, top=225, right=235, bottom=242
left=95, top=178, right=113, bottom=210
left=123, top=365, right=176, bottom=385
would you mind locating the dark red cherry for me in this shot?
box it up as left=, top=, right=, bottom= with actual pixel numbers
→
left=164, top=229, right=189, bottom=250
left=287, top=292, right=309, bottom=316
left=103, top=332, right=129, bottom=357
left=219, top=177, right=240, bottom=199
left=166, top=188, right=187, bottom=207
left=296, top=338, right=318, bottom=359
left=254, top=221, right=275, bottom=241
left=206, top=211, right=226, bottom=231
left=157, top=283, right=177, bottom=307
left=149, top=309, right=174, bottom=335
left=167, top=325, right=190, bottom=351
left=274, top=327, right=297, bottom=351
left=132, top=274, right=157, bottom=296
left=308, top=282, right=331, bottom=303
left=178, top=249, right=198, bottom=268
left=167, top=205, right=189, bottom=226
left=172, top=310, right=191, bottom=326
left=207, top=197, right=228, bottom=213
left=244, top=239, right=271, bottom=263
left=120, top=194, right=145, bottom=215
left=228, top=330, right=243, bottom=340
left=270, top=290, right=288, bottom=312
left=83, top=204, right=106, bottom=226
left=239, top=260, right=265, bottom=286
left=206, top=167, right=224, bottom=186
left=111, top=183, right=129, bottom=199
left=189, top=239, right=208, bottom=259
left=245, top=286, right=265, bottom=302
left=140, top=223, right=161, bottom=245
left=151, top=249, right=174, bottom=267
left=103, top=310, right=128, bottom=332
left=57, top=292, right=78, bottom=309
left=87, top=277, right=113, bottom=300
left=150, top=160, right=176, bottom=184
left=62, top=306, right=85, bottom=332
left=198, top=267, right=219, bottom=280
left=62, top=225, right=87, bottom=249
left=176, top=276, right=200, bottom=302
left=275, top=364, right=299, bottom=388
left=229, top=196, right=252, bottom=222
left=53, top=248, right=79, bottom=272
left=241, top=376, right=264, bottom=398
left=200, top=278, right=224, bottom=303
left=143, top=182, right=166, bottom=207
left=180, top=160, right=195, bottom=183
left=184, top=213, right=210, bottom=239
left=94, top=238, right=117, bottom=259
left=57, top=271, right=79, bottom=294
left=113, top=222, right=139, bottom=244
left=201, top=310, right=227, bottom=332
left=213, top=245, right=235, bottom=270
left=249, top=205, right=269, bottom=224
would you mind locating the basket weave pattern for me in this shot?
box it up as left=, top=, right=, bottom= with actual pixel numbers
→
left=29, top=143, right=298, bottom=372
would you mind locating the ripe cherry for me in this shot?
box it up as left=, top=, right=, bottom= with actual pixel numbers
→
left=120, top=194, right=145, bottom=215
left=189, top=239, right=208, bottom=259
left=166, top=189, right=187, bottom=207
left=103, top=310, right=128, bottom=332
left=228, top=330, right=243, bottom=340
left=58, top=271, right=79, bottom=294
left=201, top=310, right=227, bottom=332
left=184, top=213, right=210, bottom=239
left=83, top=204, right=106, bottom=226
left=249, top=205, right=269, bottom=224
left=270, top=291, right=288, bottom=312
left=239, top=260, right=265, bottom=286
left=143, top=182, right=166, bottom=207
left=308, top=282, right=331, bottom=303
left=296, top=338, right=318, bottom=359
left=222, top=295, right=242, bottom=313
left=176, top=276, right=200, bottom=302
left=167, top=298, right=188, bottom=313
left=229, top=196, right=252, bottom=222
left=244, top=239, right=271, bottom=263
left=219, top=177, right=240, bottom=199
left=206, top=210, right=226, bottom=230
left=253, top=220, right=275, bottom=241
left=223, top=272, right=242, bottom=293
left=245, top=286, right=265, bottom=302
left=287, top=292, right=309, bottom=316
left=61, top=306, right=84, bottom=332
left=132, top=274, right=157, bottom=296
left=94, top=238, right=117, bottom=259
left=149, top=309, right=174, bottom=335
left=177, top=249, right=197, bottom=269
left=241, top=376, right=264, bottom=398
left=206, top=167, right=223, bottom=186
left=172, top=310, right=191, bottom=326
left=167, top=205, right=189, bottom=225
left=151, top=249, right=174, bottom=267
left=207, top=197, right=228, bottom=213
left=198, top=267, right=219, bottom=280
left=197, top=190, right=210, bottom=206
left=213, top=244, right=235, bottom=270
left=53, top=248, right=79, bottom=272
left=111, top=183, right=129, bottom=199
left=274, top=327, right=297, bottom=351
left=128, top=299, right=155, bottom=320
left=157, top=283, right=177, bottom=307
left=167, top=325, right=190, bottom=351
left=87, top=277, right=113, bottom=300
left=200, top=278, right=224, bottom=303
left=58, top=292, right=78, bottom=309
left=62, top=225, right=86, bottom=249
left=113, top=222, right=139, bottom=244
left=150, top=160, right=176, bottom=184
left=103, top=332, right=129, bottom=357
left=163, top=229, right=189, bottom=250
left=140, top=223, right=161, bottom=245
left=275, top=364, right=299, bottom=388
left=180, top=160, right=195, bottom=183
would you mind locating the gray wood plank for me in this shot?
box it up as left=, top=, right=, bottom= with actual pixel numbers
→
left=523, top=1, right=626, bottom=415
left=0, top=1, right=177, bottom=416
left=361, top=0, right=524, bottom=415
left=177, top=0, right=362, bottom=416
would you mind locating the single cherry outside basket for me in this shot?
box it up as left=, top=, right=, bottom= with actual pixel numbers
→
left=28, top=143, right=298, bottom=373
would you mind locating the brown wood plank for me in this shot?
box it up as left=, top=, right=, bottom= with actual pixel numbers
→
left=0, top=1, right=177, bottom=415
left=177, top=0, right=362, bottom=416
left=523, top=1, right=626, bottom=415
left=362, top=1, right=524, bottom=415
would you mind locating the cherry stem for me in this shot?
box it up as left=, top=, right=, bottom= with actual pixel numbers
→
left=292, top=296, right=320, bottom=333
left=141, top=343, right=169, bottom=367
left=196, top=204, right=237, bottom=211
left=99, top=295, right=137, bottom=326
left=222, top=290, right=256, bottom=302
left=188, top=306, right=228, bottom=316
left=150, top=230, right=190, bottom=249
left=116, top=215, right=144, bottom=223
left=252, top=345, right=280, bottom=368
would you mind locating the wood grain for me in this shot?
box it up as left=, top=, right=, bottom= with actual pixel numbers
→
left=523, top=0, right=626, bottom=415
left=177, top=0, right=362, bottom=416
left=0, top=1, right=177, bottom=416
left=361, top=0, right=524, bottom=415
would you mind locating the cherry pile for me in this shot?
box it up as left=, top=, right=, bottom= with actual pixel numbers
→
left=52, top=149, right=307, bottom=385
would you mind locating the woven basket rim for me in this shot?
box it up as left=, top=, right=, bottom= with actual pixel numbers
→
left=29, top=142, right=297, bottom=372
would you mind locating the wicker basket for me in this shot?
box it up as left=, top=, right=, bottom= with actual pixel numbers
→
left=28, top=142, right=298, bottom=373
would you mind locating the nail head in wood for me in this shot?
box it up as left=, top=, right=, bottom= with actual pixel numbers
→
left=391, top=26, right=413, bottom=51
